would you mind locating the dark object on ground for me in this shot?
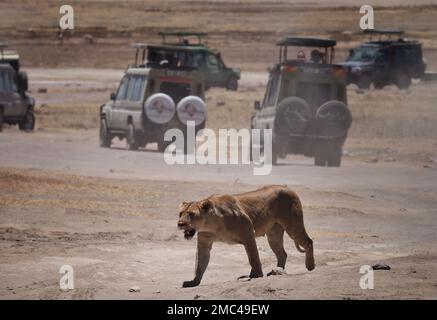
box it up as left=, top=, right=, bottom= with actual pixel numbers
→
left=372, top=263, right=391, bottom=270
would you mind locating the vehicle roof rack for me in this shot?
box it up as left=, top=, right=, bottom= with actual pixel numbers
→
left=0, top=43, right=20, bottom=71
left=277, top=37, right=337, bottom=48
left=364, top=29, right=405, bottom=40
left=364, top=29, right=404, bottom=35
left=159, top=32, right=207, bottom=45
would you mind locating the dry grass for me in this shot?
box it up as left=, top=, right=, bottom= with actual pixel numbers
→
left=1, top=1, right=437, bottom=70
left=35, top=103, right=100, bottom=130
left=33, top=81, right=437, bottom=141
left=205, top=82, right=437, bottom=140
left=5, top=0, right=436, bottom=140
left=347, top=83, right=437, bottom=139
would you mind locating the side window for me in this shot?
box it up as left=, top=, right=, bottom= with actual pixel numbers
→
left=194, top=53, right=206, bottom=67
left=126, top=76, right=137, bottom=101
left=116, top=76, right=129, bottom=100
left=376, top=49, right=388, bottom=63
left=0, top=72, right=6, bottom=92
left=396, top=46, right=421, bottom=64
left=127, top=76, right=146, bottom=102
left=0, top=72, right=13, bottom=92
left=206, top=54, right=219, bottom=73
left=262, top=79, right=272, bottom=107
left=10, top=73, right=17, bottom=92
left=265, top=75, right=279, bottom=106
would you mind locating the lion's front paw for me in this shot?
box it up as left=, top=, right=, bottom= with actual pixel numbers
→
left=238, top=270, right=263, bottom=281
left=182, top=280, right=200, bottom=288
left=249, top=270, right=263, bottom=279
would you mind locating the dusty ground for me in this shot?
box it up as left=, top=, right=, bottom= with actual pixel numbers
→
left=1, top=129, right=437, bottom=299
left=1, top=0, right=437, bottom=300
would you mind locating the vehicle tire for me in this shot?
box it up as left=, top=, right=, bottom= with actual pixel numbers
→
left=357, top=74, right=372, bottom=89
left=316, top=101, right=352, bottom=137
left=176, top=96, right=207, bottom=127
left=226, top=76, right=239, bottom=91
left=327, top=145, right=342, bottom=167
left=373, top=80, right=385, bottom=90
left=144, top=93, right=175, bottom=124
left=19, top=110, right=35, bottom=132
left=158, top=139, right=171, bottom=153
left=0, top=108, right=4, bottom=132
left=99, top=118, right=111, bottom=148
left=272, top=148, right=278, bottom=166
left=275, top=97, right=311, bottom=136
left=396, top=74, right=411, bottom=90
left=126, top=123, right=140, bottom=151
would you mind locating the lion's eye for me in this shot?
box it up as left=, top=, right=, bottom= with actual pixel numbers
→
left=188, top=212, right=194, bottom=220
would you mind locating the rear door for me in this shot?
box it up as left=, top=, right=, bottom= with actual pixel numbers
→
left=256, top=73, right=279, bottom=131
left=122, top=75, right=147, bottom=131
left=111, top=75, right=130, bottom=129
left=0, top=70, right=24, bottom=117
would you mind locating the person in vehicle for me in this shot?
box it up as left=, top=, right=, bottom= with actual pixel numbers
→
left=297, top=50, right=306, bottom=62
left=310, top=49, right=325, bottom=63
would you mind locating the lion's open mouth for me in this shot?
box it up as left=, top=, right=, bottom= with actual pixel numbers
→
left=184, top=228, right=196, bottom=240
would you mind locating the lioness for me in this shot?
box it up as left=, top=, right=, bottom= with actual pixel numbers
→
left=178, top=185, right=315, bottom=288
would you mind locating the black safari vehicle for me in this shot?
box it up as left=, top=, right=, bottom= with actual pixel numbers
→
left=251, top=37, right=352, bottom=167
left=0, top=44, right=35, bottom=132
left=342, top=29, right=427, bottom=89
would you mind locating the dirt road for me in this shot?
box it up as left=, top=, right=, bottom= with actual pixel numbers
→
left=1, top=129, right=437, bottom=299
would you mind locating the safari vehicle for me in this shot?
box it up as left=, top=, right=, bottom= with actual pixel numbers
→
left=145, top=32, right=240, bottom=91
left=342, top=29, right=426, bottom=89
left=0, top=44, right=35, bottom=132
left=99, top=43, right=207, bottom=152
left=251, top=37, right=352, bottom=167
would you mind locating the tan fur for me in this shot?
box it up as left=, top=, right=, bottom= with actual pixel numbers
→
left=178, top=185, right=315, bottom=288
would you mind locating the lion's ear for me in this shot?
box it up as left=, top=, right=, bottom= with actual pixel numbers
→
left=200, top=199, right=214, bottom=215
left=179, top=201, right=193, bottom=211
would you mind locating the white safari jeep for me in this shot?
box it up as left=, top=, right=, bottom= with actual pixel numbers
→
left=99, top=45, right=207, bottom=152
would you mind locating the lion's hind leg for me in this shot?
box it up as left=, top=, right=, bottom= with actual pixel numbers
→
left=280, top=218, right=315, bottom=271
left=266, top=223, right=288, bottom=276
left=276, top=195, right=315, bottom=271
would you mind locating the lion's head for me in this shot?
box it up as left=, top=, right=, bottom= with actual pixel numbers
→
left=178, top=199, right=213, bottom=240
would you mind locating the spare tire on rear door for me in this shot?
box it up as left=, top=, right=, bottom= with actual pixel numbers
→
left=316, top=100, right=351, bottom=137
left=274, top=96, right=311, bottom=136
left=144, top=93, right=175, bottom=124
left=176, top=96, right=207, bottom=127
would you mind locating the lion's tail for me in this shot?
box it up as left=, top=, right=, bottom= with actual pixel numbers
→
left=294, top=240, right=306, bottom=253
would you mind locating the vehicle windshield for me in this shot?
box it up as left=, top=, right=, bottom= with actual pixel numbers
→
left=348, top=46, right=379, bottom=62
